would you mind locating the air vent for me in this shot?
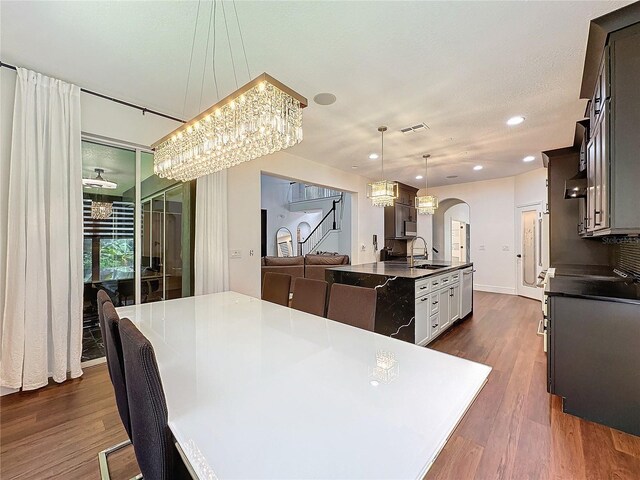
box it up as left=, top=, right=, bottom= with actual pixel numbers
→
left=400, top=123, right=430, bottom=134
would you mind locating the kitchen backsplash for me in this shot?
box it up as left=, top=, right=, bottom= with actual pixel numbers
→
left=613, top=240, right=640, bottom=276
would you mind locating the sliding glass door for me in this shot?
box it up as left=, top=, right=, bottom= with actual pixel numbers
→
left=81, top=140, right=195, bottom=361
left=140, top=184, right=187, bottom=303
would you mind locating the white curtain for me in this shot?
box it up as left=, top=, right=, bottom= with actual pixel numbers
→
left=194, top=170, right=229, bottom=295
left=0, top=68, right=83, bottom=390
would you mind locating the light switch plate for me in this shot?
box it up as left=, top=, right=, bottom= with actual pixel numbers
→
left=502, top=245, right=510, bottom=251
left=230, top=249, right=242, bottom=259
left=479, top=245, right=486, bottom=251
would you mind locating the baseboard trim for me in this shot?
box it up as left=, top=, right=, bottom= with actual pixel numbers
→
left=474, top=284, right=517, bottom=295
left=81, top=356, right=106, bottom=368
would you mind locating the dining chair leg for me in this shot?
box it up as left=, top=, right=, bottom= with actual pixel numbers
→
left=98, top=439, right=140, bottom=480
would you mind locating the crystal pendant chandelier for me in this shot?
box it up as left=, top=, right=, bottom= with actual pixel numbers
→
left=152, top=1, right=307, bottom=182
left=153, top=74, right=306, bottom=181
left=367, top=126, right=398, bottom=207
left=416, top=154, right=439, bottom=215
left=91, top=201, right=113, bottom=220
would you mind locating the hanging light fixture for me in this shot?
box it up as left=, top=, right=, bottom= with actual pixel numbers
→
left=415, top=154, right=439, bottom=215
left=82, top=168, right=117, bottom=189
left=367, top=126, right=398, bottom=207
left=91, top=200, right=113, bottom=220
left=152, top=1, right=307, bottom=182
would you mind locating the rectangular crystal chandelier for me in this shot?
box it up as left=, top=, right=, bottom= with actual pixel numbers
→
left=416, top=195, right=439, bottom=215
left=367, top=180, right=398, bottom=207
left=152, top=73, right=307, bottom=181
left=91, top=201, right=113, bottom=220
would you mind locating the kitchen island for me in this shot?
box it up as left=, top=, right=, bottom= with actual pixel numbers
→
left=326, top=260, right=473, bottom=345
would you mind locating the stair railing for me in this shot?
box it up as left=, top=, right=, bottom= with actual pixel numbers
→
left=298, top=194, right=343, bottom=256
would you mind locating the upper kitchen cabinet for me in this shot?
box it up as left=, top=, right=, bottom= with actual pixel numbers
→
left=583, top=18, right=640, bottom=235
left=384, top=183, right=418, bottom=239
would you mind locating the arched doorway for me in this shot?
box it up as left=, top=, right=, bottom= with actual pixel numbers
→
left=432, top=198, right=471, bottom=262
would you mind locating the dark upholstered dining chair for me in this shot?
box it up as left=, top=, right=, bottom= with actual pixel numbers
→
left=119, top=318, right=191, bottom=480
left=291, top=278, right=328, bottom=317
left=327, top=284, right=377, bottom=332
left=262, top=272, right=292, bottom=307
left=98, top=301, right=134, bottom=480
left=97, top=290, right=112, bottom=340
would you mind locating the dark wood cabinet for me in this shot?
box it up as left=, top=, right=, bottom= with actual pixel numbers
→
left=585, top=24, right=640, bottom=235
left=384, top=183, right=418, bottom=239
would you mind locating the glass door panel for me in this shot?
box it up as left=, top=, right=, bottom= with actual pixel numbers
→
left=164, top=185, right=184, bottom=300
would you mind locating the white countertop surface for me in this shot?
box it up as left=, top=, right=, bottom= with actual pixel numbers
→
left=117, top=291, right=490, bottom=479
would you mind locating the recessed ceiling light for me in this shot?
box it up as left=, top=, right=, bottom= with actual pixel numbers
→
left=473, top=165, right=483, bottom=171
left=313, top=93, right=337, bottom=105
left=507, top=115, right=525, bottom=126
left=369, top=153, right=379, bottom=160
left=523, top=155, right=535, bottom=162
left=416, top=175, right=423, bottom=180
left=370, top=380, right=379, bottom=387
left=446, top=175, right=458, bottom=179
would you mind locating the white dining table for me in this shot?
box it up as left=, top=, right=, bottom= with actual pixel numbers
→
left=117, top=291, right=491, bottom=480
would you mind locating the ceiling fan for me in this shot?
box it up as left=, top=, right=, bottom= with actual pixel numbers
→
left=82, top=168, right=117, bottom=189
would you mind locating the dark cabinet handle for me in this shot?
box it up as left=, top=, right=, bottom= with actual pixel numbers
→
left=432, top=324, right=438, bottom=328
left=516, top=254, right=522, bottom=258
left=432, top=301, right=439, bottom=305
left=421, top=297, right=428, bottom=302
left=433, top=282, right=439, bottom=286
left=595, top=97, right=601, bottom=104
left=420, top=286, right=427, bottom=290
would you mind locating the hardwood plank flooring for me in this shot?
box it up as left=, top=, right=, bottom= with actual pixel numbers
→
left=426, top=292, right=640, bottom=480
left=1, top=292, right=639, bottom=479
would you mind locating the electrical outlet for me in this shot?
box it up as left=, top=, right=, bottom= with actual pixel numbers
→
left=479, top=245, right=486, bottom=251
left=502, top=245, right=510, bottom=251
left=361, top=243, right=366, bottom=252
left=230, top=249, right=242, bottom=259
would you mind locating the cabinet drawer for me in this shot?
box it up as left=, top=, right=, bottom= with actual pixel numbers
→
left=415, top=279, right=430, bottom=297
left=430, top=276, right=444, bottom=290
left=429, top=293, right=440, bottom=315
left=450, top=272, right=461, bottom=283
left=429, top=312, right=440, bottom=338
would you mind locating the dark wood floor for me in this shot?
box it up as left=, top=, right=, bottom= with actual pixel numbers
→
left=1, top=292, right=639, bottom=479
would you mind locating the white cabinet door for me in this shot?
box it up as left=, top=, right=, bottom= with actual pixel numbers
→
left=438, top=288, right=451, bottom=331
left=450, top=284, right=460, bottom=323
left=415, top=295, right=430, bottom=345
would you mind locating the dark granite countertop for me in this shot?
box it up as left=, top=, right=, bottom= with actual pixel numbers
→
left=327, top=260, right=473, bottom=280
left=545, top=264, right=640, bottom=305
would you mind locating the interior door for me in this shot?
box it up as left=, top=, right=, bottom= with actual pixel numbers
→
left=516, top=204, right=543, bottom=301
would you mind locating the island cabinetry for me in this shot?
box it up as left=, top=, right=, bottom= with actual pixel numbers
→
left=415, top=271, right=461, bottom=346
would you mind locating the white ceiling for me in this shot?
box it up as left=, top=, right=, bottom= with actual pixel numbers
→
left=1, top=1, right=631, bottom=188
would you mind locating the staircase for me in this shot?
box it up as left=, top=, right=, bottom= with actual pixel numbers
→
left=297, top=194, right=344, bottom=256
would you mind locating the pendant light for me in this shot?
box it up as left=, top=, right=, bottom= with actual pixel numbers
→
left=415, top=154, right=438, bottom=214
left=367, top=126, right=398, bottom=207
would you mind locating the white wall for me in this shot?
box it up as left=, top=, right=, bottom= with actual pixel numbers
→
left=228, top=151, right=384, bottom=298
left=429, top=168, right=547, bottom=295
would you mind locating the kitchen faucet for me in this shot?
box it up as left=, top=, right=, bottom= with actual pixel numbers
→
left=408, top=236, right=428, bottom=268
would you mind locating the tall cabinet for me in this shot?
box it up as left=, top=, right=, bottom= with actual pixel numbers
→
left=585, top=22, right=640, bottom=236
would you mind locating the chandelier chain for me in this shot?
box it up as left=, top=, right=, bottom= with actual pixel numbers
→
left=212, top=0, right=220, bottom=100
left=199, top=0, right=215, bottom=110
left=232, top=0, right=251, bottom=80
left=381, top=129, right=385, bottom=178
left=221, top=0, right=239, bottom=89
left=183, top=0, right=202, bottom=117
